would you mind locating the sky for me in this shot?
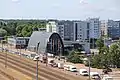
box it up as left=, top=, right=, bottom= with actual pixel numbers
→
left=0, top=0, right=120, bottom=20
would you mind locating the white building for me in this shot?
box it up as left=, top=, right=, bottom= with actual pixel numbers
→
left=46, top=21, right=58, bottom=33
left=73, top=21, right=90, bottom=42
left=8, top=37, right=29, bottom=49
left=87, top=18, right=101, bottom=39
left=100, top=20, right=108, bottom=36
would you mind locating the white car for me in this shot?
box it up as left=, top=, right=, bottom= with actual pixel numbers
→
left=33, top=55, right=39, bottom=61
left=102, top=75, right=113, bottom=80
left=90, top=72, right=100, bottom=79
left=64, top=65, right=71, bottom=71
left=69, top=66, right=77, bottom=72
left=79, top=69, right=88, bottom=76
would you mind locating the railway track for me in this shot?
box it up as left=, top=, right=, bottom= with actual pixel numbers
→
left=3, top=52, right=80, bottom=80
left=0, top=52, right=72, bottom=80
left=0, top=55, right=60, bottom=80
left=0, top=57, right=42, bottom=80
left=2, top=53, right=70, bottom=80
left=0, top=68, right=16, bottom=80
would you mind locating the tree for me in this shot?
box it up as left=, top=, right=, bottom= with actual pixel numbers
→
left=90, top=45, right=109, bottom=69
left=109, top=43, right=120, bottom=68
left=0, top=28, right=7, bottom=37
left=96, top=38, right=104, bottom=54
left=67, top=50, right=83, bottom=63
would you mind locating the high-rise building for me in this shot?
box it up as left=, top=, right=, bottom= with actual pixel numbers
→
left=100, top=20, right=120, bottom=39
left=57, top=21, right=74, bottom=41
left=100, top=20, right=108, bottom=36
left=87, top=18, right=101, bottom=39
left=46, top=21, right=58, bottom=33
left=73, top=21, right=90, bottom=42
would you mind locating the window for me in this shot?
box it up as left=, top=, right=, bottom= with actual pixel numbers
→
left=75, top=23, right=77, bottom=40
left=87, top=23, right=90, bottom=29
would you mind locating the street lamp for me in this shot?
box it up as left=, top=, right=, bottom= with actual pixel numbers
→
left=88, top=53, right=91, bottom=80
left=20, top=43, right=21, bottom=58
left=36, top=42, right=40, bottom=80
left=85, top=46, right=91, bottom=80
left=5, top=42, right=8, bottom=68
left=1, top=40, right=3, bottom=52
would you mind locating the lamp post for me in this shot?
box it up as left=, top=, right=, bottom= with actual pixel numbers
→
left=5, top=41, right=8, bottom=68
left=1, top=40, right=3, bottom=52
left=85, top=44, right=91, bottom=80
left=36, top=42, right=40, bottom=80
left=88, top=54, right=91, bottom=80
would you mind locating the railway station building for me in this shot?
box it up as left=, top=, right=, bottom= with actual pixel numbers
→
left=27, top=31, right=64, bottom=56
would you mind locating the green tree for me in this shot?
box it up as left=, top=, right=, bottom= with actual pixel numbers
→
left=90, top=45, right=109, bottom=69
left=0, top=28, right=7, bottom=37
left=67, top=50, right=83, bottom=63
left=96, top=38, right=104, bottom=54
left=109, top=43, right=120, bottom=68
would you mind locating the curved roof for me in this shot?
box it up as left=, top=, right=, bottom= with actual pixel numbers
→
left=28, top=31, right=53, bottom=54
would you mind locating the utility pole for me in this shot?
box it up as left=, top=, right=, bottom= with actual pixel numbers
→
left=36, top=42, right=40, bottom=80
left=36, top=56, right=39, bottom=80
left=88, top=54, right=91, bottom=80
left=20, top=44, right=21, bottom=57
left=5, top=42, right=8, bottom=68
left=85, top=44, right=91, bottom=80
left=2, top=40, right=3, bottom=52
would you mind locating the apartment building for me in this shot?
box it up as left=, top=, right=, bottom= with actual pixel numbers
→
left=57, top=21, right=74, bottom=41
left=100, top=20, right=108, bottom=36
left=101, top=20, right=120, bottom=39
left=73, top=21, right=90, bottom=42
left=46, top=21, right=58, bottom=33
left=87, top=18, right=101, bottom=39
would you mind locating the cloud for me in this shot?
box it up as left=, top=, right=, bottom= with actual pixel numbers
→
left=11, top=0, right=19, bottom=2
left=79, top=0, right=88, bottom=5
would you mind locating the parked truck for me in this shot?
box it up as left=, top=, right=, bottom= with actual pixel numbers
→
left=58, top=63, right=64, bottom=69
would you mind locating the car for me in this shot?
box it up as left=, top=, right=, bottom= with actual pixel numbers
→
left=90, top=72, right=100, bottom=79
left=51, top=63, right=58, bottom=67
left=103, top=68, right=112, bottom=74
left=79, top=69, right=88, bottom=76
left=69, top=66, right=77, bottom=72
left=102, top=75, right=113, bottom=80
left=33, top=55, right=39, bottom=61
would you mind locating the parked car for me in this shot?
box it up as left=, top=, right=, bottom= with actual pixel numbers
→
left=48, top=58, right=54, bottom=65
left=64, top=65, right=71, bottom=71
left=90, top=72, right=100, bottom=79
left=102, top=75, right=113, bottom=80
left=103, top=68, right=112, bottom=74
left=51, top=63, right=58, bottom=67
left=69, top=66, right=77, bottom=72
left=33, top=55, right=39, bottom=61
left=79, top=69, right=88, bottom=76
